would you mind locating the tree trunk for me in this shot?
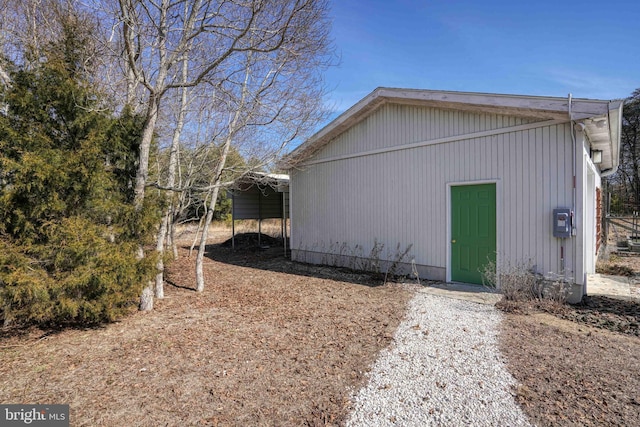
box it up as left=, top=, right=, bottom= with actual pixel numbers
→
left=134, top=96, right=161, bottom=311
left=133, top=94, right=159, bottom=209
left=138, top=246, right=154, bottom=311
left=154, top=53, right=189, bottom=298
left=168, top=210, right=178, bottom=259
left=139, top=283, right=154, bottom=311
left=154, top=212, right=170, bottom=299
left=195, top=139, right=233, bottom=292
left=195, top=199, right=216, bottom=292
left=133, top=35, right=170, bottom=310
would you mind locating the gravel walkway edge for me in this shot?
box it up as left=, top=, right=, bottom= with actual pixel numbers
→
left=345, top=291, right=531, bottom=426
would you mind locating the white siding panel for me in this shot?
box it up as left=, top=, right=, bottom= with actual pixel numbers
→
left=311, top=104, right=540, bottom=162
left=291, top=105, right=574, bottom=281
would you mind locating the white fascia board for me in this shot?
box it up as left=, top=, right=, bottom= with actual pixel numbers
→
left=377, top=87, right=611, bottom=119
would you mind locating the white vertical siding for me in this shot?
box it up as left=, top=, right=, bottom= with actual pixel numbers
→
left=311, top=105, right=539, bottom=162
left=291, top=103, right=576, bottom=282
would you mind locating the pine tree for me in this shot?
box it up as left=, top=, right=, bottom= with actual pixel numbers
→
left=0, top=14, right=158, bottom=327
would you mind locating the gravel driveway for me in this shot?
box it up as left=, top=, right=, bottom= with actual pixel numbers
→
left=346, top=291, right=531, bottom=426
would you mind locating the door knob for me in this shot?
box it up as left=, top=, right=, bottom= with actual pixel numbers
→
left=451, top=240, right=456, bottom=243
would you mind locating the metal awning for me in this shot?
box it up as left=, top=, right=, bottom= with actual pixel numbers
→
left=227, top=172, right=289, bottom=253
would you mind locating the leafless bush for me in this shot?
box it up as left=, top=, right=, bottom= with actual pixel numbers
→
left=539, top=273, right=572, bottom=309
left=481, top=259, right=543, bottom=301
left=384, top=243, right=414, bottom=284
left=368, top=239, right=385, bottom=274
left=348, top=244, right=364, bottom=270
left=292, top=239, right=414, bottom=282
left=324, top=242, right=341, bottom=266
left=411, top=259, right=421, bottom=285
left=481, top=260, right=571, bottom=312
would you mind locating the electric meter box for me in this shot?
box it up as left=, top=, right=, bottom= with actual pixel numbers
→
left=553, top=208, right=572, bottom=238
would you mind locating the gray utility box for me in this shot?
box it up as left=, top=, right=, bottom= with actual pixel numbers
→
left=553, top=208, right=572, bottom=238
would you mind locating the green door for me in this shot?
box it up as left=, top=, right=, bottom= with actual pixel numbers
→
left=451, top=183, right=496, bottom=284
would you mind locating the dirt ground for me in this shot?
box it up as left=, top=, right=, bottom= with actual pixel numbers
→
left=500, top=313, right=640, bottom=427
left=0, top=226, right=412, bottom=426
left=1, top=222, right=639, bottom=426
left=499, top=245, right=640, bottom=426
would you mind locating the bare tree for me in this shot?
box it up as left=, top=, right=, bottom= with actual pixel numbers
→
left=0, top=0, right=104, bottom=79
left=191, top=14, right=332, bottom=289
left=0, top=0, right=54, bottom=67
left=154, top=37, right=192, bottom=299
left=607, top=89, right=640, bottom=214
left=114, top=0, right=331, bottom=206
left=104, top=0, right=333, bottom=308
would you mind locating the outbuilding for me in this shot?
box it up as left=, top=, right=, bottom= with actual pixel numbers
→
left=281, top=88, right=623, bottom=302
left=227, top=172, right=289, bottom=251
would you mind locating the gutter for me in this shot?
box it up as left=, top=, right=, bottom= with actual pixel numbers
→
left=600, top=99, right=624, bottom=177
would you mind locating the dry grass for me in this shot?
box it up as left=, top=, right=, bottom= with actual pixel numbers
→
left=2, top=225, right=640, bottom=426
left=500, top=313, right=640, bottom=426
left=176, top=219, right=286, bottom=240
left=500, top=248, right=640, bottom=426
left=0, top=229, right=411, bottom=426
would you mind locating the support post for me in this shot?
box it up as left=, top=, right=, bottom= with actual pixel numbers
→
left=231, top=192, right=235, bottom=251
left=282, top=192, right=287, bottom=257
left=285, top=192, right=289, bottom=256
left=258, top=189, right=262, bottom=247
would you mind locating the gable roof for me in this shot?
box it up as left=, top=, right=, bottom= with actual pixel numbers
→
left=282, top=87, right=623, bottom=174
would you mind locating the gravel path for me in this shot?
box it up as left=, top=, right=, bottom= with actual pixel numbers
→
left=346, top=292, right=531, bottom=426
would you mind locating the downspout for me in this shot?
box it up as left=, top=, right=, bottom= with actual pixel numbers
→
left=568, top=94, right=577, bottom=236
left=569, top=95, right=577, bottom=282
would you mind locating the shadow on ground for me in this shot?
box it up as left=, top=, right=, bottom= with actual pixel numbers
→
left=560, top=295, right=640, bottom=336
left=200, top=233, right=388, bottom=288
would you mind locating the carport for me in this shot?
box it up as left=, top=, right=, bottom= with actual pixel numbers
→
left=227, top=172, right=289, bottom=253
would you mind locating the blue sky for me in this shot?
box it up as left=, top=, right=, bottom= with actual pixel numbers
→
left=324, top=0, right=639, bottom=116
